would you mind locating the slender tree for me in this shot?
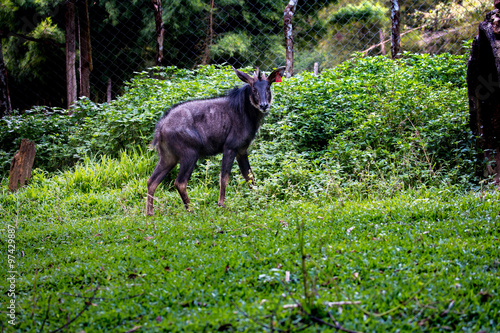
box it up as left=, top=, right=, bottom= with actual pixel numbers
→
left=66, top=0, right=77, bottom=110
left=78, top=0, right=92, bottom=98
left=201, top=0, right=215, bottom=65
left=0, top=37, right=12, bottom=117
left=391, top=0, right=401, bottom=59
left=151, top=0, right=164, bottom=66
left=284, top=0, right=298, bottom=78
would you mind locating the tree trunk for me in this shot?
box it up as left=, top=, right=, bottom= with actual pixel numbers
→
left=390, top=0, right=401, bottom=59
left=201, top=0, right=215, bottom=65
left=379, top=28, right=386, bottom=55
left=107, top=78, right=112, bottom=102
left=9, top=139, right=36, bottom=192
left=151, top=0, right=164, bottom=66
left=467, top=8, right=500, bottom=184
left=78, top=0, right=92, bottom=98
left=0, top=38, right=12, bottom=117
left=284, top=0, right=298, bottom=78
left=66, top=0, right=77, bottom=110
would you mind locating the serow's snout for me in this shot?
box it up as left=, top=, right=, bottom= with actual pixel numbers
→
left=259, top=102, right=269, bottom=111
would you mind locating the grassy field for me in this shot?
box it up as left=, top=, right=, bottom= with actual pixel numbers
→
left=1, top=151, right=499, bottom=332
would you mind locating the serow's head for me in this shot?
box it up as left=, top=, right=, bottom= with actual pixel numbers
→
left=233, top=66, right=286, bottom=113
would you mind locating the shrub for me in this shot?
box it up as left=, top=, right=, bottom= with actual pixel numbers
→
left=0, top=54, right=480, bottom=195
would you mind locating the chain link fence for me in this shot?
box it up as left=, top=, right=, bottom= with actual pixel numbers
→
left=3, top=0, right=494, bottom=111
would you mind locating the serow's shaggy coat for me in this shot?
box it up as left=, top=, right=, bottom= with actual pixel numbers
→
left=146, top=66, right=285, bottom=215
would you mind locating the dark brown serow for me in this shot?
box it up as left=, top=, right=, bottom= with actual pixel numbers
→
left=146, top=66, right=285, bottom=215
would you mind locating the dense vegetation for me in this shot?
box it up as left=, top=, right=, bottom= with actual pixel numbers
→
left=1, top=54, right=499, bottom=332
left=0, top=53, right=479, bottom=193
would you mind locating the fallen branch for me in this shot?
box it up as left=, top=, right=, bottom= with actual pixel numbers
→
left=3, top=31, right=65, bottom=49
left=60, top=291, right=143, bottom=301
left=333, top=277, right=434, bottom=318
left=284, top=301, right=361, bottom=309
left=325, top=301, right=362, bottom=307
left=362, top=25, right=425, bottom=55
left=280, top=280, right=362, bottom=332
left=39, top=294, right=52, bottom=332
left=49, top=285, right=99, bottom=333
left=309, top=313, right=363, bottom=333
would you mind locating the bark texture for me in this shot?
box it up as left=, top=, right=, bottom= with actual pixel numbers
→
left=66, top=0, right=77, bottom=109
left=9, top=139, right=36, bottom=192
left=284, top=0, right=298, bottom=78
left=78, top=0, right=92, bottom=98
left=467, top=8, right=500, bottom=183
left=152, top=0, right=164, bottom=66
left=391, top=0, right=401, bottom=59
left=0, top=38, right=11, bottom=117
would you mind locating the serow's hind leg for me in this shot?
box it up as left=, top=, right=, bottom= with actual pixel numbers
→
left=146, top=158, right=176, bottom=216
left=175, top=152, right=199, bottom=210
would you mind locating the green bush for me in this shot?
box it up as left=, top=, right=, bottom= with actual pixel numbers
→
left=0, top=54, right=480, bottom=195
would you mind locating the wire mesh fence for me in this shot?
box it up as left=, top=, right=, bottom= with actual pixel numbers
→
left=1, top=0, right=494, bottom=111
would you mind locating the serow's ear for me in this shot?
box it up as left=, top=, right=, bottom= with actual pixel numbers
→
left=267, top=66, right=286, bottom=84
left=232, top=67, right=255, bottom=85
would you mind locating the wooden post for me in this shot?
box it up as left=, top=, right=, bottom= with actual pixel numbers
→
left=9, top=139, right=36, bottom=192
left=313, top=62, right=319, bottom=76
left=467, top=2, right=500, bottom=183
left=390, top=0, right=401, bottom=59
left=284, top=0, right=298, bottom=78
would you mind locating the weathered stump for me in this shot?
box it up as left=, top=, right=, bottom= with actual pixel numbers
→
left=467, top=2, right=500, bottom=183
left=8, top=139, right=36, bottom=192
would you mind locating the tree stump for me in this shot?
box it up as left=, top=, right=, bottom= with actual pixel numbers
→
left=8, top=139, right=36, bottom=192
left=467, top=3, right=500, bottom=183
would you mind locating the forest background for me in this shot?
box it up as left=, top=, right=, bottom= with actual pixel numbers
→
left=0, top=0, right=492, bottom=112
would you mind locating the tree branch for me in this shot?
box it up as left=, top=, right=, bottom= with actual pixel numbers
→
left=2, top=31, right=65, bottom=48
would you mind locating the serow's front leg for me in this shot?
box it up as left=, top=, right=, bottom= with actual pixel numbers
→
left=237, top=152, right=255, bottom=187
left=219, top=149, right=237, bottom=207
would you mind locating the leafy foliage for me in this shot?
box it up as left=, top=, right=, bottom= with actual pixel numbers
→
left=1, top=53, right=479, bottom=197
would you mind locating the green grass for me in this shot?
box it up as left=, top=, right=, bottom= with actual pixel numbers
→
left=1, top=151, right=499, bottom=332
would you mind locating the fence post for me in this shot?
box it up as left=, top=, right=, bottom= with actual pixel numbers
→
left=390, top=0, right=401, bottom=59
left=284, top=0, right=298, bottom=78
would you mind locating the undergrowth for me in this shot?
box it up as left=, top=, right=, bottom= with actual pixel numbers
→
left=0, top=152, right=498, bottom=331
left=0, top=52, right=480, bottom=193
